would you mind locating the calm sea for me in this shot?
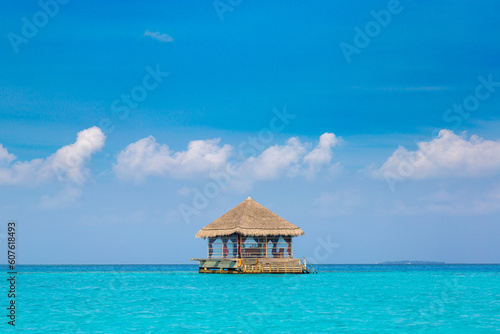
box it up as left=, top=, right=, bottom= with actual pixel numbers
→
left=2, top=264, right=499, bottom=333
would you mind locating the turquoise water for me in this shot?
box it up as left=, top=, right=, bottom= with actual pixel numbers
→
left=2, top=265, right=500, bottom=333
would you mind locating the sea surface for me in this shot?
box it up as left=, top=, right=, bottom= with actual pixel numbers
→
left=1, top=264, right=499, bottom=333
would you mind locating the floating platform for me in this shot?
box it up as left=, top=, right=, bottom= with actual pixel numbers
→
left=190, top=257, right=317, bottom=274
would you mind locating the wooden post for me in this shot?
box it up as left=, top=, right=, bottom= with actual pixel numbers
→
left=265, top=236, right=268, bottom=258
left=237, top=234, right=241, bottom=258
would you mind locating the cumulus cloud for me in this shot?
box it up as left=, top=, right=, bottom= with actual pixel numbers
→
left=0, top=144, right=16, bottom=165
left=377, top=130, right=500, bottom=179
left=144, top=30, right=173, bottom=43
left=0, top=126, right=105, bottom=186
left=303, top=133, right=341, bottom=178
left=114, top=133, right=341, bottom=184
left=242, top=133, right=340, bottom=180
left=113, top=136, right=233, bottom=182
left=242, top=137, right=306, bottom=180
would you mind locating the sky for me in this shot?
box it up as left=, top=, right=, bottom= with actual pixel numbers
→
left=1, top=0, right=499, bottom=264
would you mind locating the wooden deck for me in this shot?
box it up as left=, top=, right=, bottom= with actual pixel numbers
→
left=190, top=258, right=316, bottom=274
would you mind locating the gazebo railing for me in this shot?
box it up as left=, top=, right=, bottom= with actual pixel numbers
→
left=207, top=241, right=292, bottom=259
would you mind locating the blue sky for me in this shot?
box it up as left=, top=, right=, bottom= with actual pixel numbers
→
left=1, top=0, right=500, bottom=264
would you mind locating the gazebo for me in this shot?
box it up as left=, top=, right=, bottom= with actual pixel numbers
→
left=191, top=196, right=316, bottom=274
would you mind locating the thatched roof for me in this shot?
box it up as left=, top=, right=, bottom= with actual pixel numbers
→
left=196, top=196, right=305, bottom=238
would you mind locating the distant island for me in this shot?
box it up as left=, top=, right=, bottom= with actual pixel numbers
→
left=378, top=261, right=446, bottom=265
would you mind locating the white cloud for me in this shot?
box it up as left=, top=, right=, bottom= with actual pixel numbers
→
left=314, top=189, right=362, bottom=216
left=0, top=126, right=105, bottom=186
left=242, top=137, right=306, bottom=180
left=0, top=144, right=16, bottom=165
left=303, top=133, right=340, bottom=178
left=392, top=186, right=500, bottom=216
left=144, top=30, right=173, bottom=43
left=242, top=133, right=340, bottom=180
left=114, top=133, right=341, bottom=184
left=378, top=130, right=500, bottom=179
left=39, top=187, right=82, bottom=210
left=349, top=86, right=450, bottom=92
left=113, top=136, right=233, bottom=182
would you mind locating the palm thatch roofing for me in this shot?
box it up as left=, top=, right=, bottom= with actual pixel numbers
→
left=196, top=196, right=305, bottom=238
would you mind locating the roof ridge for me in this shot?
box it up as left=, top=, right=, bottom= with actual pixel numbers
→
left=235, top=197, right=251, bottom=227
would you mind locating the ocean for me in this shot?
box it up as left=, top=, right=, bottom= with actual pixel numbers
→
left=2, top=264, right=499, bottom=333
